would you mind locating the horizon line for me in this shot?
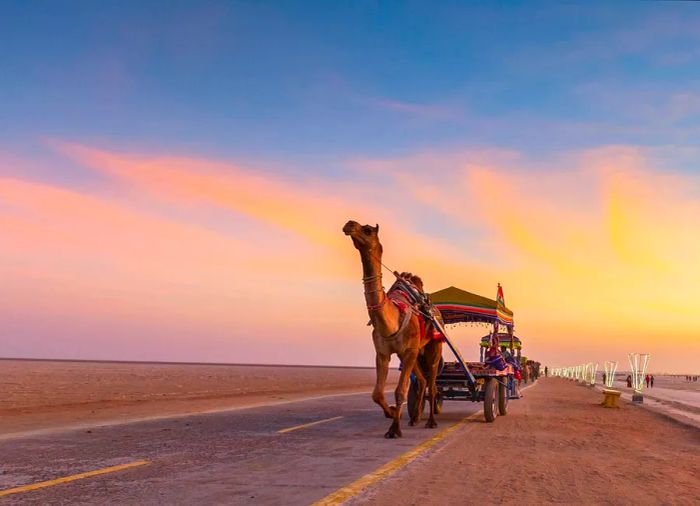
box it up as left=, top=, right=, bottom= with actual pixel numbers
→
left=0, top=356, right=379, bottom=370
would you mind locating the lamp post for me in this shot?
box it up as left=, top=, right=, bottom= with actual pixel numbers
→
left=604, top=361, right=617, bottom=388
left=628, top=353, right=650, bottom=403
left=589, top=362, right=598, bottom=386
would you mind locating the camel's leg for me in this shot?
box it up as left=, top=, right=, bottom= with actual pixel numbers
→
left=425, top=364, right=439, bottom=429
left=386, top=348, right=419, bottom=439
left=372, top=353, right=393, bottom=419
left=424, top=340, right=443, bottom=429
left=409, top=359, right=427, bottom=426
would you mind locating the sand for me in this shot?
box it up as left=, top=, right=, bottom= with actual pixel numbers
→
left=357, top=377, right=700, bottom=505
left=0, top=359, right=397, bottom=437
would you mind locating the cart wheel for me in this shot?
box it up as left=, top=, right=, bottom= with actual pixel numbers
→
left=483, top=378, right=498, bottom=423
left=498, top=379, right=508, bottom=416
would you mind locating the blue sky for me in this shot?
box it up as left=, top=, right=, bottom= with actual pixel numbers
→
left=2, top=1, right=700, bottom=171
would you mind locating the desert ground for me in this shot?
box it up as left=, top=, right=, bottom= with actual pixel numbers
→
left=0, top=359, right=398, bottom=437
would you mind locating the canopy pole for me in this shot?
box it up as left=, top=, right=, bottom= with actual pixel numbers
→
left=508, top=326, right=514, bottom=352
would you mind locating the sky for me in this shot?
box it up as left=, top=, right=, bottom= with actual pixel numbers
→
left=2, top=1, right=700, bottom=373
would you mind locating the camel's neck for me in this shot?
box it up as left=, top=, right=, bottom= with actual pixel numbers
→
left=359, top=247, right=399, bottom=337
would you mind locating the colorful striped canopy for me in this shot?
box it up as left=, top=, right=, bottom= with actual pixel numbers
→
left=430, top=285, right=514, bottom=328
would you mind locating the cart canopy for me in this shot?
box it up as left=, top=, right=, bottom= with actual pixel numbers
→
left=480, top=333, right=521, bottom=349
left=430, top=285, right=514, bottom=328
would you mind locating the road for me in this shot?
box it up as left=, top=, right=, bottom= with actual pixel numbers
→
left=0, top=391, right=487, bottom=505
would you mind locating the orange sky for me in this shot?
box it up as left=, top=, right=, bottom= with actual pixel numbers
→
left=1, top=142, right=698, bottom=372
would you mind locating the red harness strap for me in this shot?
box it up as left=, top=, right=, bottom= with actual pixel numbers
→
left=387, top=288, right=445, bottom=342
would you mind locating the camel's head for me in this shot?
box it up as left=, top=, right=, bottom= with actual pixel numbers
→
left=343, top=220, right=382, bottom=254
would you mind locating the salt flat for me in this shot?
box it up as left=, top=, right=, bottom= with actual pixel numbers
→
left=609, top=375, right=700, bottom=408
left=0, top=359, right=398, bottom=436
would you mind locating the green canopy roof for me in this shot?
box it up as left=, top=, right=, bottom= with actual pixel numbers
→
left=480, top=333, right=522, bottom=349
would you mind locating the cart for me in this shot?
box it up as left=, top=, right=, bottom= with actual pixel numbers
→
left=408, top=285, right=521, bottom=423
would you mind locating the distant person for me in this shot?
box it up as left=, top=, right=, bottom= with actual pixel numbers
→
left=545, top=366, right=548, bottom=377
left=602, top=372, right=607, bottom=385
left=626, top=375, right=632, bottom=388
left=645, top=374, right=650, bottom=388
left=650, top=375, right=654, bottom=388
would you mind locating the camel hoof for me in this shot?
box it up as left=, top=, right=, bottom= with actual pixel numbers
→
left=384, top=424, right=402, bottom=438
left=408, top=419, right=417, bottom=427
left=425, top=420, right=438, bottom=429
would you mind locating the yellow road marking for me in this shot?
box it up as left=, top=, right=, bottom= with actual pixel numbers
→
left=278, top=416, right=344, bottom=434
left=0, top=460, right=150, bottom=498
left=311, top=412, right=480, bottom=506
left=312, top=380, right=540, bottom=505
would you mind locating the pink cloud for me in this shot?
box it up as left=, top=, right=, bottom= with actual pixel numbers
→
left=49, top=141, right=471, bottom=269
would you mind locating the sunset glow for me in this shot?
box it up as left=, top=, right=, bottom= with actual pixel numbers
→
left=2, top=142, right=699, bottom=371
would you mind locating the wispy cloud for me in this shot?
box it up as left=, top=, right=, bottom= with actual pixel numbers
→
left=49, top=141, right=470, bottom=265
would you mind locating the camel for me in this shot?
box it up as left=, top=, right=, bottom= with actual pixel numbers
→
left=343, top=220, right=443, bottom=438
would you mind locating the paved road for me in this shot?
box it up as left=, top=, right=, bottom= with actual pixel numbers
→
left=0, top=391, right=486, bottom=505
